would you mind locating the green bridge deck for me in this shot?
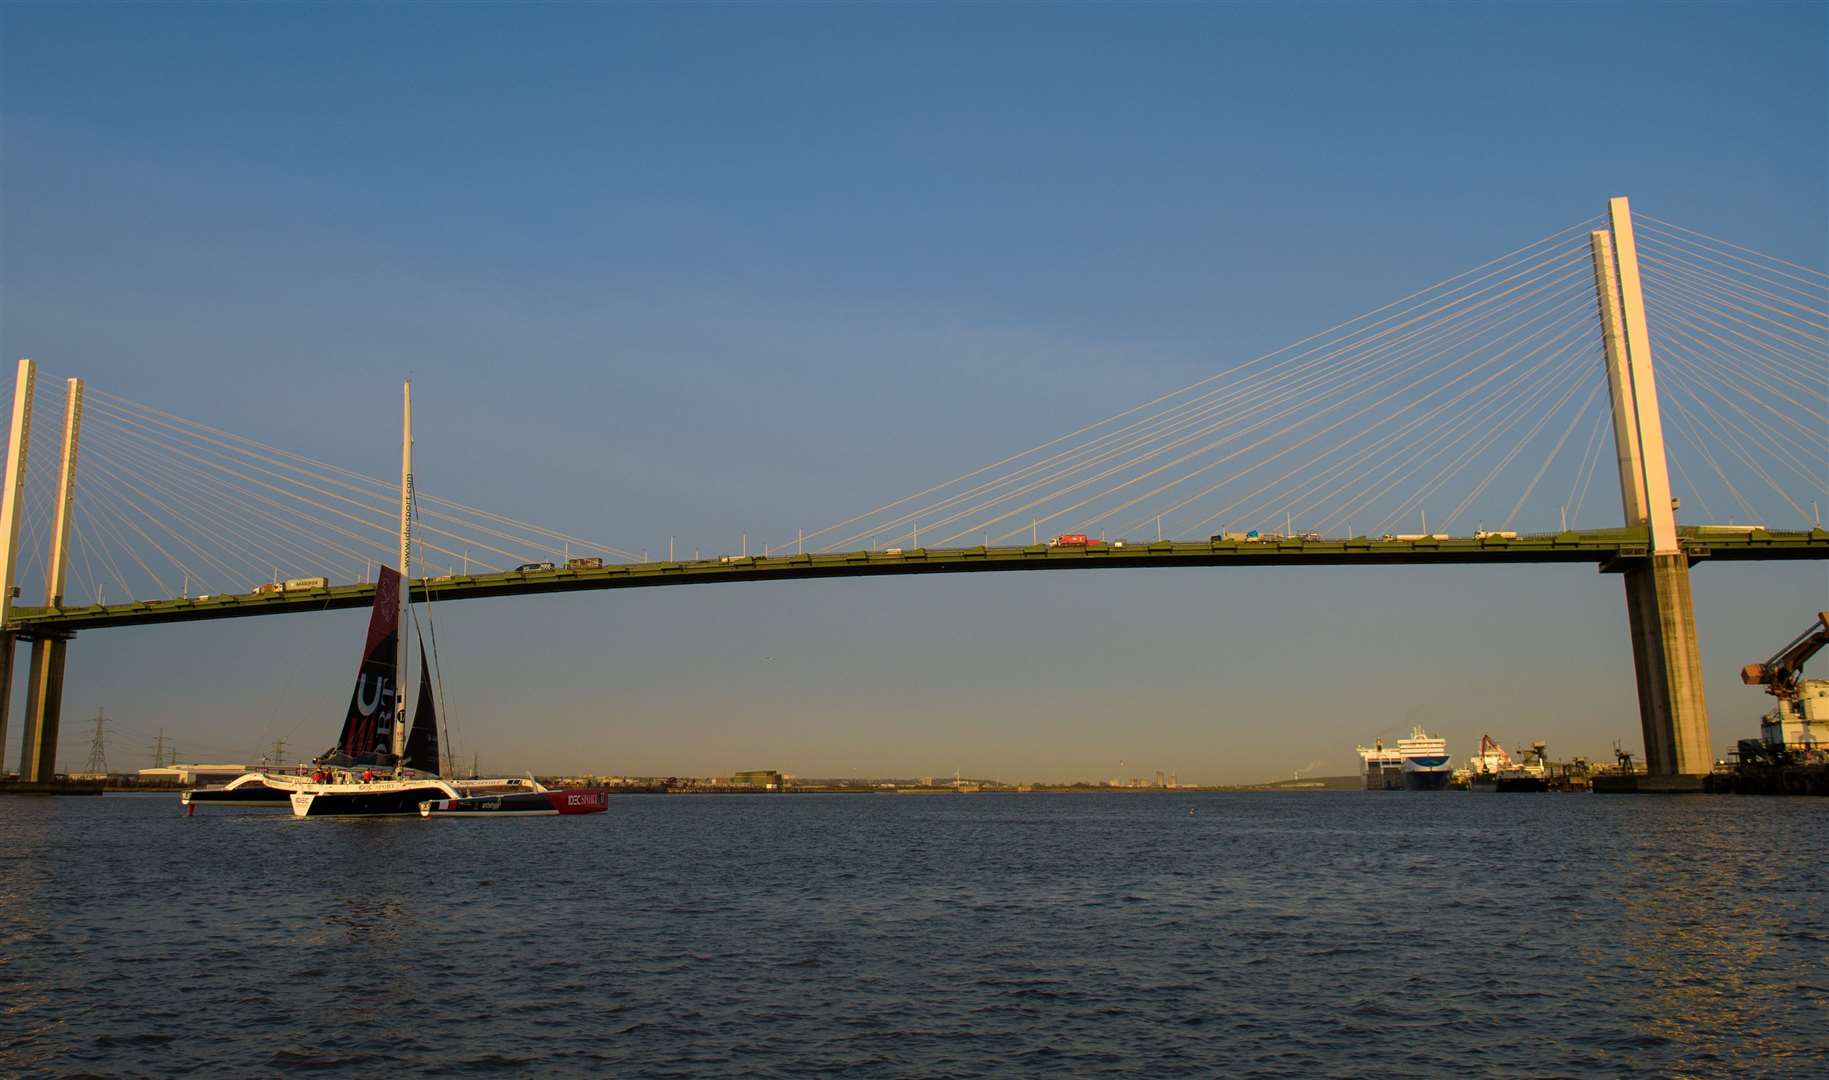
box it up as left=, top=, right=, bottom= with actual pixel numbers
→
left=9, top=527, right=1825, bottom=634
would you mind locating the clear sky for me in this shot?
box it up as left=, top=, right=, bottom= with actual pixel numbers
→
left=2, top=2, right=1824, bottom=782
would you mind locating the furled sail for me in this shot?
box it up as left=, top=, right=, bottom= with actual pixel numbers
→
left=329, top=566, right=401, bottom=765
left=402, top=640, right=441, bottom=776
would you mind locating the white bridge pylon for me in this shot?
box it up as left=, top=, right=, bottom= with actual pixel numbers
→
left=1591, top=197, right=1709, bottom=781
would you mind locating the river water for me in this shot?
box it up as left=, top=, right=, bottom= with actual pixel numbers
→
left=1, top=791, right=1823, bottom=1078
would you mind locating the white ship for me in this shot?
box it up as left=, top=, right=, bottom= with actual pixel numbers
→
left=1398, top=726, right=1452, bottom=790
left=1356, top=738, right=1405, bottom=790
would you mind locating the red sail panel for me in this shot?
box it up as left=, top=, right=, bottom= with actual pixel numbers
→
left=337, top=566, right=401, bottom=760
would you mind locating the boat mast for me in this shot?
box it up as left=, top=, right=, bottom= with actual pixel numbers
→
left=393, top=380, right=412, bottom=761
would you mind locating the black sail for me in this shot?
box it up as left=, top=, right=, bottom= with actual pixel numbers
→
left=330, top=566, right=401, bottom=766
left=402, top=641, right=441, bottom=776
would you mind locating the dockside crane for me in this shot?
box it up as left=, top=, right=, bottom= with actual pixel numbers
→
left=1735, top=611, right=1829, bottom=771
left=1741, top=611, right=1829, bottom=704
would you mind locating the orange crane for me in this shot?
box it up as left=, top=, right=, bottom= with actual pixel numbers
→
left=1741, top=611, right=1829, bottom=704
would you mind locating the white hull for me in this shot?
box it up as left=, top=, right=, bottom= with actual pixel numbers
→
left=288, top=775, right=547, bottom=818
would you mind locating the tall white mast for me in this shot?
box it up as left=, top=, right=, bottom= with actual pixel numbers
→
left=393, top=380, right=412, bottom=760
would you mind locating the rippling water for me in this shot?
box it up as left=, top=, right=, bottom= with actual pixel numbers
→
left=1, top=791, right=1824, bottom=1077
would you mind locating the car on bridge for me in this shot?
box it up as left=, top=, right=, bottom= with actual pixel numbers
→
left=515, top=561, right=557, bottom=572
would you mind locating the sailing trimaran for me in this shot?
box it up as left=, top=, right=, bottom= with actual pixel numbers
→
left=182, top=382, right=605, bottom=818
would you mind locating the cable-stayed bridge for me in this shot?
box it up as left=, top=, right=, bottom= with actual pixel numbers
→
left=1, top=198, right=1823, bottom=788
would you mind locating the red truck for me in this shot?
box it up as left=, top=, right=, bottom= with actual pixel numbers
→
left=1048, top=533, right=1103, bottom=547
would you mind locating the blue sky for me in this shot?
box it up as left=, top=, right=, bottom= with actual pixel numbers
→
left=2, top=2, right=1824, bottom=781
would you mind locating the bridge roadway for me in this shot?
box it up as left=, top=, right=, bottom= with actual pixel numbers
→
left=9, top=527, right=1826, bottom=635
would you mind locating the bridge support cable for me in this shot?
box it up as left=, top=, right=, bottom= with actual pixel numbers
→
left=1654, top=361, right=1816, bottom=524
left=38, top=389, right=644, bottom=602
left=76, top=425, right=380, bottom=588
left=870, top=254, right=1602, bottom=549
left=1658, top=387, right=1765, bottom=523
left=87, top=400, right=539, bottom=575
left=1074, top=269, right=1604, bottom=537
left=70, top=427, right=341, bottom=592
left=1634, top=223, right=1829, bottom=333
left=1143, top=291, right=1605, bottom=538
left=1366, top=336, right=1600, bottom=536
left=1628, top=212, right=1828, bottom=530
left=1637, top=266, right=1827, bottom=394
left=820, top=244, right=1599, bottom=552
left=70, top=506, right=134, bottom=606
left=1635, top=239, right=1826, bottom=383
left=1636, top=211, right=1829, bottom=290
left=85, top=388, right=643, bottom=560
left=960, top=252, right=1599, bottom=545
left=1562, top=403, right=1613, bottom=528
left=1656, top=349, right=1828, bottom=500
left=1126, top=276, right=1602, bottom=538
left=1490, top=378, right=1609, bottom=532
left=84, top=388, right=645, bottom=565
left=1646, top=305, right=1829, bottom=441
left=1313, top=334, right=1600, bottom=536
left=1636, top=249, right=1828, bottom=343
left=1231, top=331, right=1596, bottom=537
left=75, top=420, right=398, bottom=593
left=75, top=453, right=244, bottom=594
left=789, top=217, right=1607, bottom=552
left=782, top=221, right=1602, bottom=560
left=1179, top=316, right=1596, bottom=537
left=919, top=253, right=1604, bottom=547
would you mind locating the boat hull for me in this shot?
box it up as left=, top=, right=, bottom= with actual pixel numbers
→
left=182, top=772, right=311, bottom=808
left=420, top=789, right=608, bottom=817
left=290, top=780, right=457, bottom=817
left=1467, top=773, right=1550, bottom=792
left=1402, top=769, right=1452, bottom=791
left=182, top=784, right=292, bottom=806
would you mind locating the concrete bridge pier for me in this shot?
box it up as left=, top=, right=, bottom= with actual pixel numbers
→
left=0, top=632, right=13, bottom=774
left=18, top=631, right=70, bottom=782
left=1623, top=557, right=1712, bottom=787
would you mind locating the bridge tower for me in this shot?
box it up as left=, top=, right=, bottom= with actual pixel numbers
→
left=1590, top=197, right=1711, bottom=784
left=0, top=358, right=37, bottom=773
left=19, top=377, right=83, bottom=782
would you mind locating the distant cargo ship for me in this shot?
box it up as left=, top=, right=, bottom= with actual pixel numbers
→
left=1465, top=735, right=1550, bottom=792
left=1361, top=728, right=1451, bottom=790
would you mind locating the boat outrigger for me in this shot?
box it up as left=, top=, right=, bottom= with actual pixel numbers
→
left=420, top=788, right=609, bottom=817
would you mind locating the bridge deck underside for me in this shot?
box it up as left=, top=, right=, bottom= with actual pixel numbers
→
left=9, top=529, right=1824, bottom=634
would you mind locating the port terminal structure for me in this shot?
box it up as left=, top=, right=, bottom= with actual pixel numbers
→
left=0, top=197, right=1822, bottom=788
